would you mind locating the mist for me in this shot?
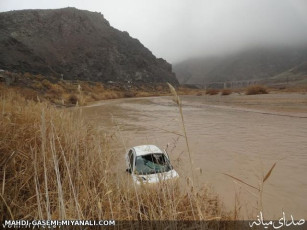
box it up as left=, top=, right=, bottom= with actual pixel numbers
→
left=1, top=0, right=307, bottom=63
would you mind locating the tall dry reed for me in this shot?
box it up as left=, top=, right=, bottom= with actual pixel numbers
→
left=223, top=161, right=278, bottom=216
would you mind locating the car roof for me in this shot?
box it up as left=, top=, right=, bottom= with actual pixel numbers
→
left=132, top=145, right=163, bottom=156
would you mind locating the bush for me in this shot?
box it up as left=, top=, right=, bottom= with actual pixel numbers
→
left=42, top=79, right=53, bottom=89
left=90, top=93, right=100, bottom=101
left=124, top=91, right=136, bottom=98
left=31, top=81, right=43, bottom=90
left=246, top=85, right=268, bottom=95
left=135, top=91, right=152, bottom=97
left=221, top=89, right=232, bottom=96
left=68, top=94, right=79, bottom=104
left=80, top=83, right=93, bottom=92
left=205, top=89, right=219, bottom=95
left=48, top=84, right=64, bottom=95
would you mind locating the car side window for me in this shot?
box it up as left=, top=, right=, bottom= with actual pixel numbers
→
left=128, top=150, right=134, bottom=170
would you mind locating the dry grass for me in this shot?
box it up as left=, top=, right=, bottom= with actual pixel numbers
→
left=68, top=94, right=79, bottom=105
left=221, top=89, right=232, bottom=96
left=206, top=89, right=220, bottom=95
left=223, top=161, right=278, bottom=214
left=246, top=85, right=269, bottom=95
left=177, top=87, right=205, bottom=96
left=168, top=83, right=194, bottom=184
left=0, top=88, right=231, bottom=226
left=1, top=70, right=174, bottom=105
left=41, top=79, right=53, bottom=89
left=2, top=71, right=173, bottom=105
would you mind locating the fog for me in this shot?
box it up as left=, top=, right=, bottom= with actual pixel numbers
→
left=1, top=0, right=307, bottom=63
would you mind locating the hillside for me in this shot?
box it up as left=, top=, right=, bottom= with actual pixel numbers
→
left=0, top=8, right=178, bottom=85
left=174, top=46, right=307, bottom=86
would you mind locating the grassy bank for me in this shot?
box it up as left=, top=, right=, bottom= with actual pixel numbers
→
left=1, top=71, right=306, bottom=108
left=0, top=87, right=232, bottom=227
left=1, top=71, right=211, bottom=107
left=0, top=71, right=173, bottom=105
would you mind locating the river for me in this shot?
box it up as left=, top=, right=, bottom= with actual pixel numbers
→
left=82, top=93, right=307, bottom=219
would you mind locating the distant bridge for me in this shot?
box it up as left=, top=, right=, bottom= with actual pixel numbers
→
left=189, top=79, right=265, bottom=89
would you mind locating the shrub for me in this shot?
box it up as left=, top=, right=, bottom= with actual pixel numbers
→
left=246, top=85, right=268, bottom=95
left=135, top=91, right=152, bottom=97
left=68, top=94, right=79, bottom=104
left=80, top=83, right=92, bottom=92
left=102, top=91, right=123, bottom=99
left=221, top=89, right=232, bottom=96
left=124, top=91, right=136, bottom=98
left=48, top=84, right=64, bottom=95
left=90, top=93, right=100, bottom=101
left=31, top=81, right=43, bottom=90
left=205, top=89, right=219, bottom=95
left=42, top=79, right=53, bottom=89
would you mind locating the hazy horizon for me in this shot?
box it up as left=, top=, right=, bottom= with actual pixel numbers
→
left=1, top=0, right=307, bottom=64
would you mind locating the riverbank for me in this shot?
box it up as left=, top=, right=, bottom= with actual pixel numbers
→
left=186, top=92, right=307, bottom=117
left=1, top=71, right=306, bottom=108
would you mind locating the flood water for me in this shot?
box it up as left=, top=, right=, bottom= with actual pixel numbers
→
left=82, top=94, right=307, bottom=219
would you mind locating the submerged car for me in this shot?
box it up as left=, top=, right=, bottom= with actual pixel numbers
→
left=125, top=145, right=179, bottom=185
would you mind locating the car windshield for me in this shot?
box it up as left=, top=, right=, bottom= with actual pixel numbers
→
left=135, top=153, right=172, bottom=175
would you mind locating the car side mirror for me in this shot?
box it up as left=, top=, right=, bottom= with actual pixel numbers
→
left=126, top=168, right=132, bottom=174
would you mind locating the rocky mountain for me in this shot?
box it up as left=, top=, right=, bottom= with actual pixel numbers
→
left=0, top=8, right=178, bottom=85
left=174, top=46, right=307, bottom=86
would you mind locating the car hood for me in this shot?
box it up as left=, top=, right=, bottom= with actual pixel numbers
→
left=132, top=169, right=179, bottom=185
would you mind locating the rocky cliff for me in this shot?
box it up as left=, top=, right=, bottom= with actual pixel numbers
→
left=0, top=7, right=178, bottom=85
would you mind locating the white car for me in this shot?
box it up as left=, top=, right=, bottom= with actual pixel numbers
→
left=125, top=145, right=179, bottom=185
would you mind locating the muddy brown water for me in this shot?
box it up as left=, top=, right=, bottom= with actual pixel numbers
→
left=82, top=93, right=307, bottom=219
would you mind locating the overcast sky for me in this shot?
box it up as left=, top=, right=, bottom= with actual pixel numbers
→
left=1, top=0, right=307, bottom=63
